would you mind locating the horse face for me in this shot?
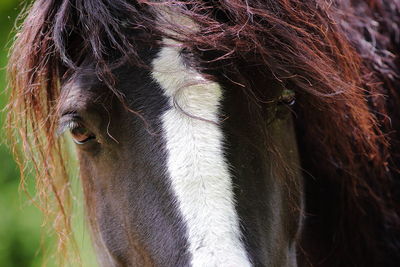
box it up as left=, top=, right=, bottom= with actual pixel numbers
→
left=59, top=43, right=303, bottom=266
left=60, top=47, right=189, bottom=266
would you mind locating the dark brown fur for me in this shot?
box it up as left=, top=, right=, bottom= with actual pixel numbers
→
left=7, top=0, right=400, bottom=266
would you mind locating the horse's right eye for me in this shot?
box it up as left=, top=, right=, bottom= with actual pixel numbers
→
left=70, top=125, right=96, bottom=145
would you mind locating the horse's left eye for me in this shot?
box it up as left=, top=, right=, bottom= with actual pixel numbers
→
left=70, top=125, right=96, bottom=144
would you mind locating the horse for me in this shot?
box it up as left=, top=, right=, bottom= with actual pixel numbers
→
left=7, top=0, right=400, bottom=266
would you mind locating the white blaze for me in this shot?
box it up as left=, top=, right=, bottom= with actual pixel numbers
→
left=152, top=39, right=252, bottom=267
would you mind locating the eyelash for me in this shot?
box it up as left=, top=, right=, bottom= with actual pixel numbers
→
left=58, top=119, right=81, bottom=136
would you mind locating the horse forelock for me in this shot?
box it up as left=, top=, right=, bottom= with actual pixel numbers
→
left=7, top=0, right=400, bottom=265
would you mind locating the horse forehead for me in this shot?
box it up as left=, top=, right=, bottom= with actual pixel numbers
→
left=150, top=40, right=252, bottom=266
left=59, top=78, right=101, bottom=113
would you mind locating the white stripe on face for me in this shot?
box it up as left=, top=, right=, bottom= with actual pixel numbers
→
left=152, top=39, right=252, bottom=267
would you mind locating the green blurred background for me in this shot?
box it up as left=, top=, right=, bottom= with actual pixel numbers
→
left=0, top=1, right=95, bottom=266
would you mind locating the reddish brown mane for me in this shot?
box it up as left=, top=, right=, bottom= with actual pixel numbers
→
left=7, top=0, right=400, bottom=265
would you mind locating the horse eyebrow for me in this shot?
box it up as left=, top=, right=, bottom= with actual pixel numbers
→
left=58, top=76, right=100, bottom=117
left=61, top=64, right=102, bottom=89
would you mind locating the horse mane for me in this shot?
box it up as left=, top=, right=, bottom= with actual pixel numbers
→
left=7, top=0, right=400, bottom=265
